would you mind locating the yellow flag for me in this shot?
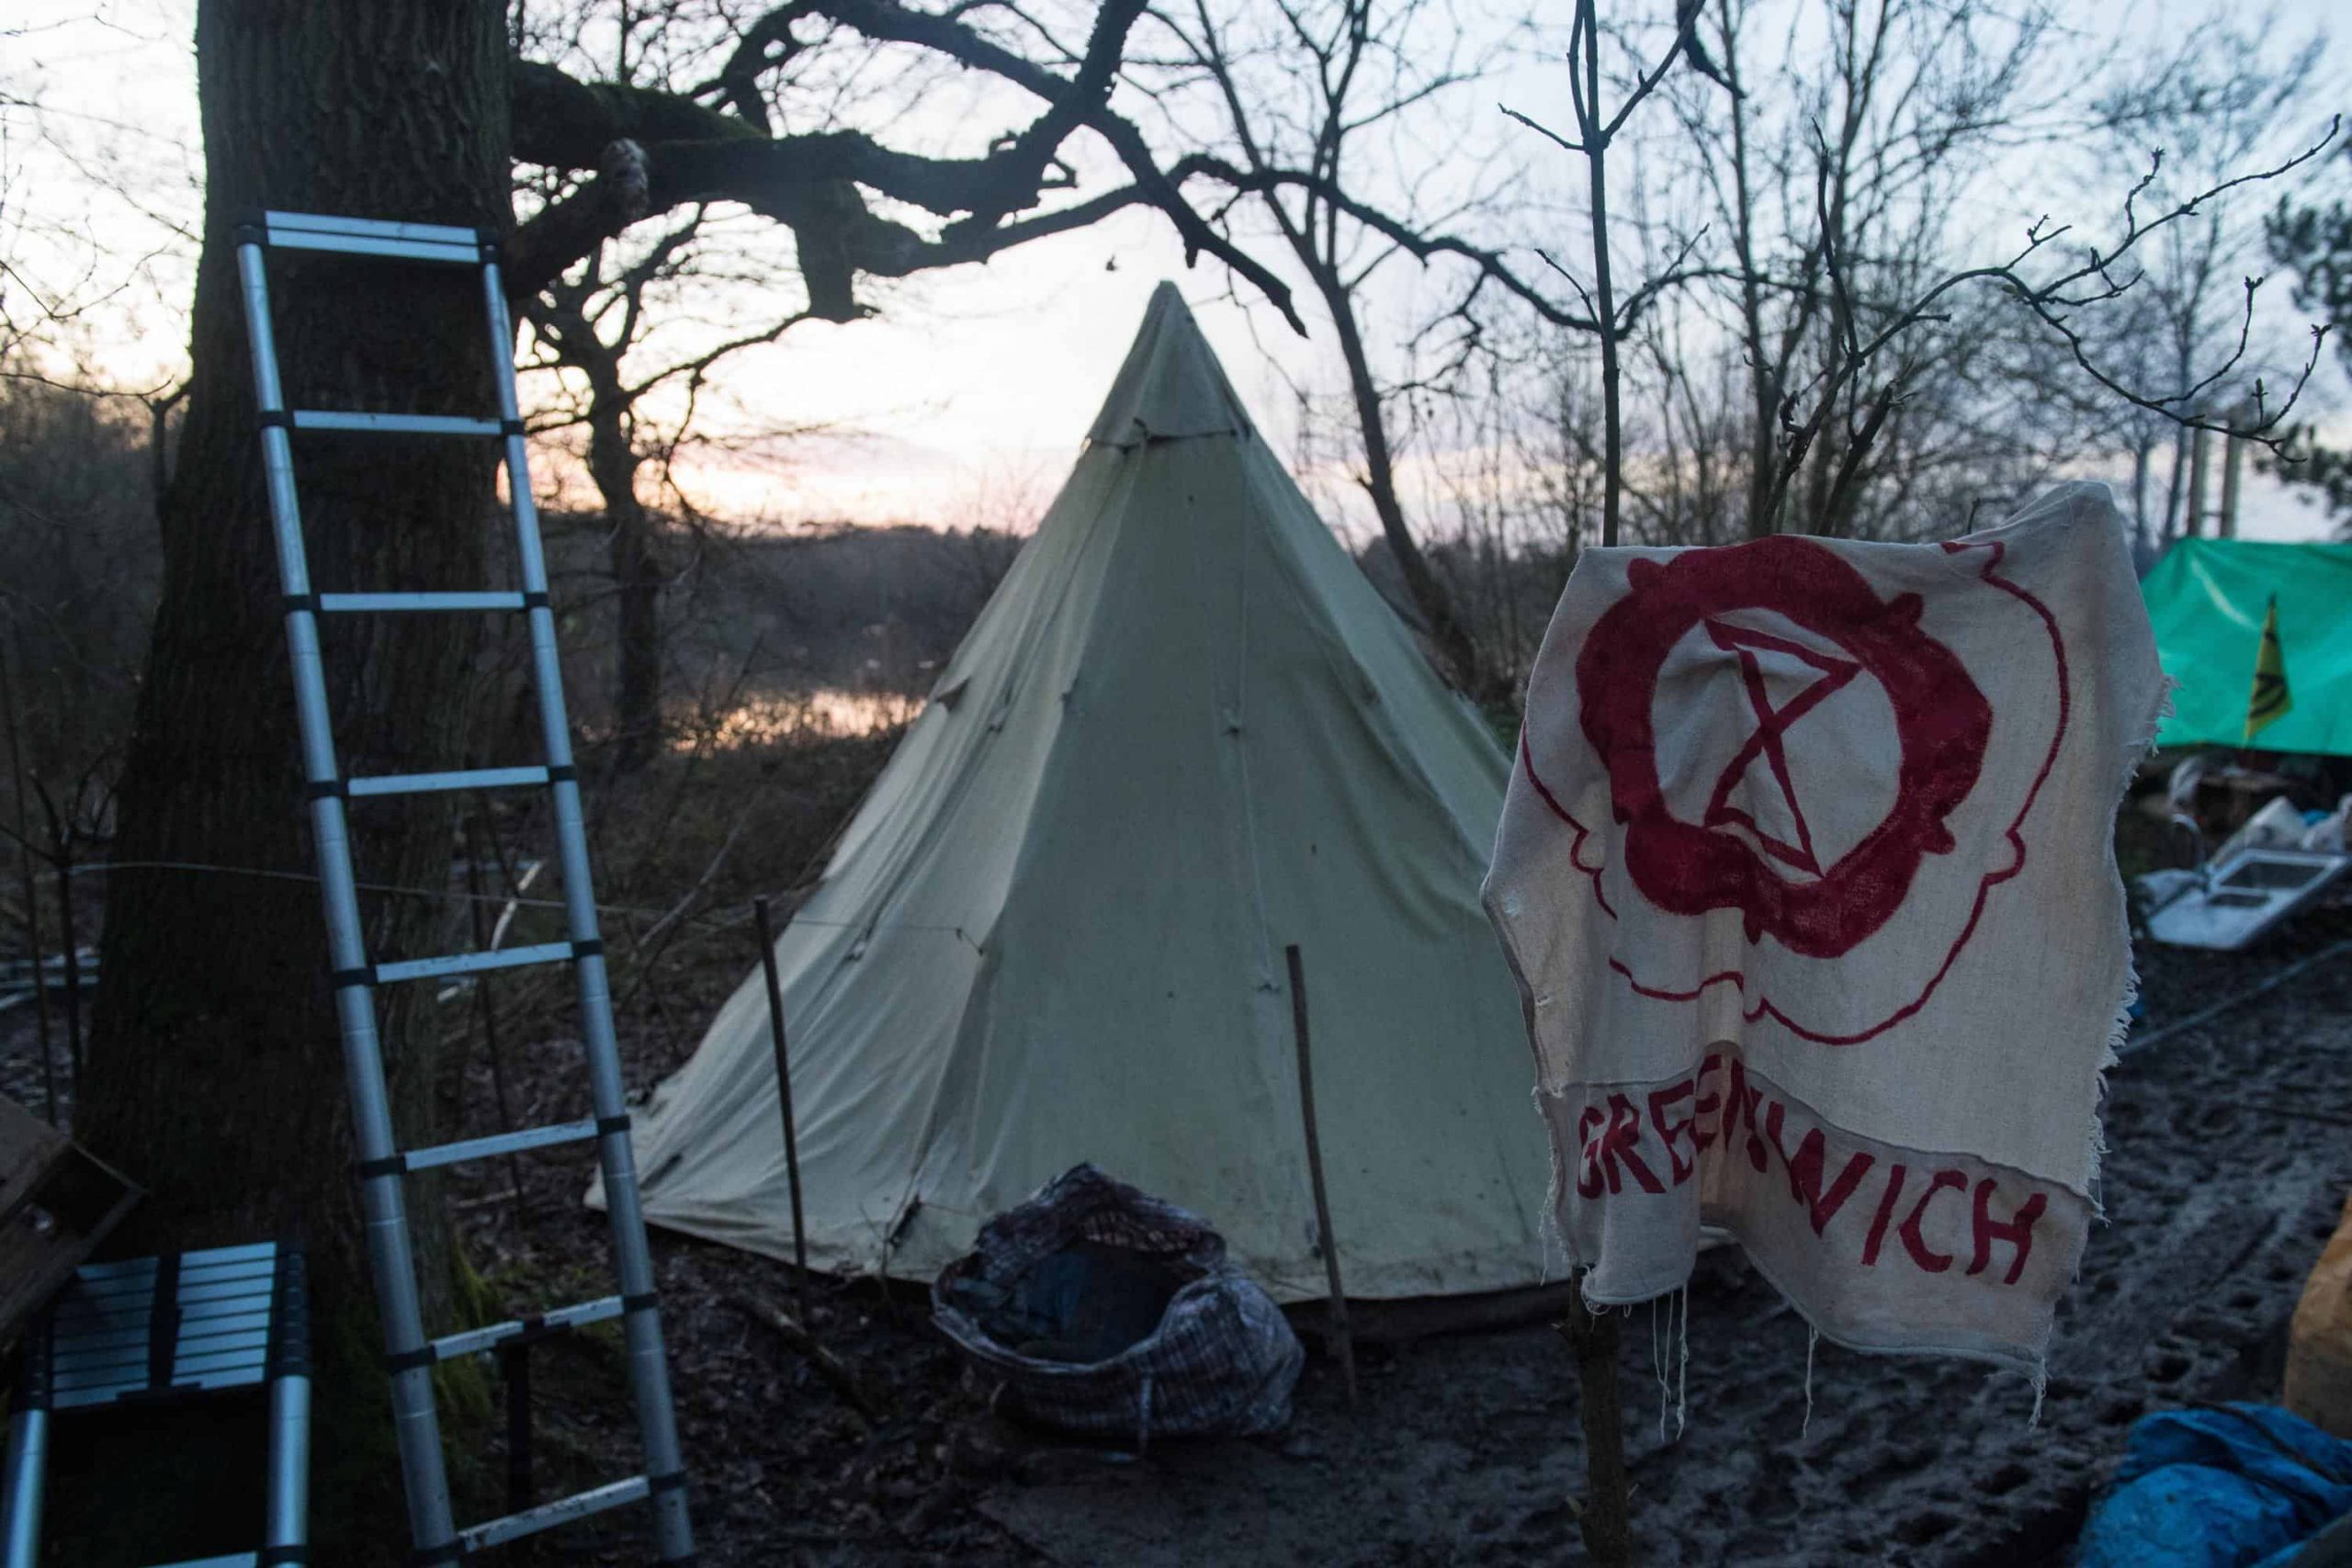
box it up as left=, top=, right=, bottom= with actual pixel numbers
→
left=2245, top=594, right=2291, bottom=744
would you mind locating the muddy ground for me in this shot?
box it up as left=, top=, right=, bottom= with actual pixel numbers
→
left=8, top=893, right=2347, bottom=1566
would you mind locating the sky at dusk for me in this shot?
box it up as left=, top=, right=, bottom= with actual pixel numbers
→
left=9, top=0, right=2348, bottom=543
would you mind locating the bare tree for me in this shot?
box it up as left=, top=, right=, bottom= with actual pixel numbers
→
left=0, top=369, right=158, bottom=1113
left=1145, top=0, right=1535, bottom=702
left=499, top=0, right=1306, bottom=317
left=1409, top=344, right=1583, bottom=696
left=1, top=8, right=198, bottom=425
left=1146, top=0, right=1719, bottom=701
left=1748, top=118, right=2339, bottom=538
left=1522, top=0, right=2334, bottom=553
left=2085, top=16, right=2327, bottom=545
left=1634, top=0, right=2093, bottom=540
left=520, top=203, right=812, bottom=767
left=2270, top=142, right=2352, bottom=532
left=495, top=0, right=1359, bottom=761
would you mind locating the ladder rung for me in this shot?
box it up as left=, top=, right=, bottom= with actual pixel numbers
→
left=458, top=1475, right=652, bottom=1554
left=264, top=228, right=481, bottom=265
left=289, top=411, right=502, bottom=437
left=400, top=1118, right=598, bottom=1174
left=261, top=209, right=481, bottom=265
left=317, top=592, right=527, bottom=613
left=430, top=1295, right=626, bottom=1363
left=372, top=942, right=573, bottom=986
left=156, top=1554, right=262, bottom=1568
left=265, top=209, right=480, bottom=245
left=345, top=765, right=549, bottom=799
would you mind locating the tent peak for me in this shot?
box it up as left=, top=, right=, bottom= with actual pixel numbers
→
left=1085, top=283, right=1256, bottom=448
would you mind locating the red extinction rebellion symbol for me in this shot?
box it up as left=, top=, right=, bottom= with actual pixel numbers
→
left=1576, top=536, right=1992, bottom=959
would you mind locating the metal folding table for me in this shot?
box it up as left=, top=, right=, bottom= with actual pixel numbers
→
left=2, top=1241, right=309, bottom=1567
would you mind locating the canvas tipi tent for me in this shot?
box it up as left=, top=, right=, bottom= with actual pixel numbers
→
left=616, top=284, right=1548, bottom=1301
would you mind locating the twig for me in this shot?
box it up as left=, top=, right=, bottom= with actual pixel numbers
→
left=615, top=817, right=746, bottom=1017
left=1760, top=116, right=2343, bottom=525
left=737, top=1292, right=888, bottom=1423
left=1498, top=105, right=1582, bottom=156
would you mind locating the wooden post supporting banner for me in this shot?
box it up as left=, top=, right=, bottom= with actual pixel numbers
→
left=1558, top=1286, right=1633, bottom=1568
left=753, top=896, right=813, bottom=1329
left=1283, top=942, right=1357, bottom=1408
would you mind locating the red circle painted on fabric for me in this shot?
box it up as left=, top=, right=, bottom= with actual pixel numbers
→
left=1575, top=536, right=1992, bottom=959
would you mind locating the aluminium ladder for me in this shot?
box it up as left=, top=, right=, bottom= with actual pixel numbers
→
left=232, top=210, right=694, bottom=1563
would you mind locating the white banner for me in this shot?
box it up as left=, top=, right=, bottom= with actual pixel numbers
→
left=1485, top=484, right=2165, bottom=1371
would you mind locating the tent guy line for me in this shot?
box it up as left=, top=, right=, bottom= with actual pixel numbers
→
left=2118, top=935, right=2352, bottom=1058
left=27, top=858, right=974, bottom=938
left=40, top=863, right=2343, bottom=1066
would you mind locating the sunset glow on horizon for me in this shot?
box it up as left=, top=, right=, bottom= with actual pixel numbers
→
left=9, top=0, right=2347, bottom=544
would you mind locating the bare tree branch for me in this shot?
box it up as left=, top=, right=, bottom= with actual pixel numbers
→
left=504, top=0, right=1303, bottom=328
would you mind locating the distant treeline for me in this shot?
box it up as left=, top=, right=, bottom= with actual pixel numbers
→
left=540, top=507, right=1576, bottom=725
left=0, top=362, right=1575, bottom=873
left=537, top=513, right=1025, bottom=726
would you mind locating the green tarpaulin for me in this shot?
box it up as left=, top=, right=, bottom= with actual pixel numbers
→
left=2142, top=537, right=2352, bottom=755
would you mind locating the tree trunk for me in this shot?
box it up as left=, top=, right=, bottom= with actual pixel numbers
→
left=79, top=2, right=509, bottom=1557
left=1325, top=289, right=1498, bottom=707
left=532, top=289, right=663, bottom=772
left=588, top=405, right=663, bottom=771
left=1577, top=0, right=1623, bottom=554
left=1713, top=0, right=1781, bottom=543
left=2160, top=421, right=2188, bottom=545
left=2132, top=434, right=2152, bottom=557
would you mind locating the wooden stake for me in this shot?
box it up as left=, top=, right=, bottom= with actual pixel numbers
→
left=1283, top=942, right=1357, bottom=1407
left=1557, top=1287, right=1633, bottom=1568
left=753, top=896, right=812, bottom=1330
left=738, top=1292, right=887, bottom=1424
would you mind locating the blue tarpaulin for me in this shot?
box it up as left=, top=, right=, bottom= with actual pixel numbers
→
left=2077, top=1404, right=2352, bottom=1568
